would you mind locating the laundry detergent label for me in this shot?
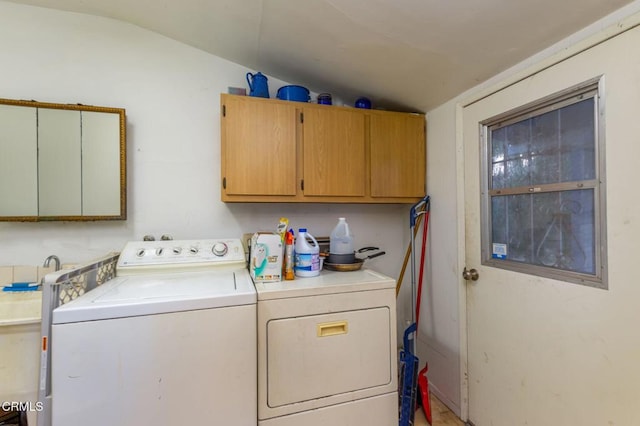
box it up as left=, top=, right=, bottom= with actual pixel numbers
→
left=294, top=253, right=320, bottom=271
left=250, top=232, right=283, bottom=283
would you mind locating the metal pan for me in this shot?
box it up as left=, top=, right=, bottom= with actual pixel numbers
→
left=323, top=250, right=385, bottom=272
left=327, top=246, right=380, bottom=264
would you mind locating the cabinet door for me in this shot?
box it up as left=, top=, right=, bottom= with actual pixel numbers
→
left=221, top=95, right=297, bottom=196
left=302, top=107, right=366, bottom=197
left=38, top=109, right=82, bottom=216
left=0, top=105, right=38, bottom=216
left=81, top=111, right=122, bottom=216
left=370, top=112, right=425, bottom=198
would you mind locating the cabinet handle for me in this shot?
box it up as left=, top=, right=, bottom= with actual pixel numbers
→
left=317, top=321, right=348, bottom=337
left=301, top=180, right=304, bottom=191
left=223, top=177, right=226, bottom=189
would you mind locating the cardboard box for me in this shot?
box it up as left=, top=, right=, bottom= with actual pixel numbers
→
left=250, top=232, right=283, bottom=283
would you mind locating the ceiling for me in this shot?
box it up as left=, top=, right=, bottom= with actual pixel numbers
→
left=6, top=0, right=635, bottom=112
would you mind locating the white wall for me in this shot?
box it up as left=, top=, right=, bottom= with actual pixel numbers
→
left=0, top=0, right=409, bottom=284
left=416, top=102, right=461, bottom=412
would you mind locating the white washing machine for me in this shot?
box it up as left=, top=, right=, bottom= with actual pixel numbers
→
left=255, top=268, right=398, bottom=426
left=51, top=239, right=256, bottom=426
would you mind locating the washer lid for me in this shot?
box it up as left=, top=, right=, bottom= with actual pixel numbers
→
left=254, top=268, right=395, bottom=301
left=53, top=269, right=255, bottom=324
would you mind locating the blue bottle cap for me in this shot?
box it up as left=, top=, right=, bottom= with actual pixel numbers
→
left=298, top=228, right=307, bottom=232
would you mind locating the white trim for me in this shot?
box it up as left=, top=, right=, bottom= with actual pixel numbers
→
left=454, top=101, right=469, bottom=421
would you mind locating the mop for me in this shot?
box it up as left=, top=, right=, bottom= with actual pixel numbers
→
left=399, top=196, right=431, bottom=426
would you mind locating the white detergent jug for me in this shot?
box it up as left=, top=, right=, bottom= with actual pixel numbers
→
left=294, top=228, right=320, bottom=277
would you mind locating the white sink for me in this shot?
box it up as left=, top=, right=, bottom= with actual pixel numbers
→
left=0, top=290, right=42, bottom=326
left=0, top=290, right=42, bottom=426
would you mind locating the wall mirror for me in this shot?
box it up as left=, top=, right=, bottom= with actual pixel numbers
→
left=0, top=98, right=126, bottom=221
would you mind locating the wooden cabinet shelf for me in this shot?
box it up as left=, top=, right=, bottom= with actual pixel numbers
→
left=220, top=94, right=425, bottom=203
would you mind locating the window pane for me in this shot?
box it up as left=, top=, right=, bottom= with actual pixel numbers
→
left=560, top=99, right=595, bottom=182
left=491, top=194, right=533, bottom=263
left=490, top=97, right=595, bottom=189
left=530, top=109, right=560, bottom=184
left=505, top=121, right=531, bottom=188
left=491, top=189, right=595, bottom=275
left=492, top=127, right=506, bottom=189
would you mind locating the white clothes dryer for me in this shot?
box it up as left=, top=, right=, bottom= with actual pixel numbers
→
left=254, top=268, right=398, bottom=426
left=51, top=239, right=256, bottom=426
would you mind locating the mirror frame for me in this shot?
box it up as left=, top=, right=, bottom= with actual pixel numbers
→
left=0, top=98, right=126, bottom=222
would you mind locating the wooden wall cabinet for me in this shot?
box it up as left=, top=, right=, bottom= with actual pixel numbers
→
left=220, top=94, right=425, bottom=203
left=221, top=94, right=297, bottom=196
left=370, top=111, right=426, bottom=198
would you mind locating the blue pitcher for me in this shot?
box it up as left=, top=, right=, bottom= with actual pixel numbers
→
left=246, top=72, right=269, bottom=98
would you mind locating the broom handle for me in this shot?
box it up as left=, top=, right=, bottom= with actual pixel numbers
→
left=395, top=206, right=425, bottom=297
left=415, top=208, right=430, bottom=326
left=409, top=197, right=430, bottom=355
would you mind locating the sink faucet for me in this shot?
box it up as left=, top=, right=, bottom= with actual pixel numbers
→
left=43, top=255, right=61, bottom=271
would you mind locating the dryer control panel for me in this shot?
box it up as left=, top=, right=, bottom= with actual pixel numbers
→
left=117, top=239, right=246, bottom=274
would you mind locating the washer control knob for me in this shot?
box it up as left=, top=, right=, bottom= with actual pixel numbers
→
left=172, top=247, right=182, bottom=255
left=156, top=248, right=164, bottom=256
left=136, top=249, right=146, bottom=257
left=189, top=246, right=199, bottom=255
left=212, top=242, right=228, bottom=257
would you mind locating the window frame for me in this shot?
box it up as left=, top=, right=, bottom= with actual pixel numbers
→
left=479, top=77, right=608, bottom=289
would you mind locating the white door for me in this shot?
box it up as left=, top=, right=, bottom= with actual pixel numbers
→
left=462, top=25, right=640, bottom=425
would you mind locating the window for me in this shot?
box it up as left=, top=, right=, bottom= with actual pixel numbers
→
left=480, top=78, right=607, bottom=288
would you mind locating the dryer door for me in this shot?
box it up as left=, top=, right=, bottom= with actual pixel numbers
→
left=266, top=307, right=392, bottom=407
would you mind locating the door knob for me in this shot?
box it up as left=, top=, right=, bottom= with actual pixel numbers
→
left=462, top=267, right=479, bottom=281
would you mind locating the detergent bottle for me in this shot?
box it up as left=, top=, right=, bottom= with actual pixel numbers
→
left=294, top=228, right=320, bottom=277
left=284, top=229, right=295, bottom=280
